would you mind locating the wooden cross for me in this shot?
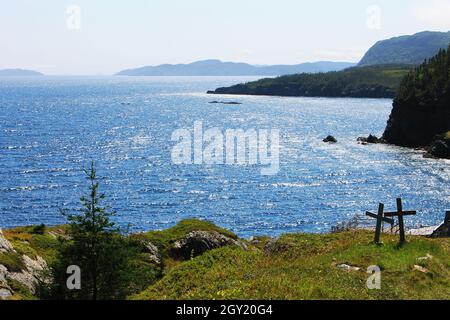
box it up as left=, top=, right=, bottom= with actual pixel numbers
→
left=384, top=198, right=416, bottom=243
left=366, top=203, right=394, bottom=244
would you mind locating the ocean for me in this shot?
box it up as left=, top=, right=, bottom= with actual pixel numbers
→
left=0, top=76, right=449, bottom=237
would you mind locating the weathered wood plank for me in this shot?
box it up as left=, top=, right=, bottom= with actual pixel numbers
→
left=366, top=211, right=394, bottom=224
left=384, top=211, right=416, bottom=217
left=374, top=203, right=384, bottom=244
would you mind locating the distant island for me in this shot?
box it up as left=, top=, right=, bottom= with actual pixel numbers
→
left=115, top=60, right=355, bottom=76
left=0, top=69, right=44, bottom=76
left=208, top=31, right=450, bottom=99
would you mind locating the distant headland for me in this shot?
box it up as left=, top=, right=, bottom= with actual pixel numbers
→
left=0, top=69, right=44, bottom=76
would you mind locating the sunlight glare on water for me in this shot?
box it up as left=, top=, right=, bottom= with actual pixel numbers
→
left=0, top=76, right=449, bottom=237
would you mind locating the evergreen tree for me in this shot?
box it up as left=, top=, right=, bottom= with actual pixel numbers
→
left=47, top=162, right=137, bottom=300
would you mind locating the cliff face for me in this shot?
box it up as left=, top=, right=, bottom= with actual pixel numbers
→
left=383, top=99, right=450, bottom=147
left=383, top=46, right=450, bottom=152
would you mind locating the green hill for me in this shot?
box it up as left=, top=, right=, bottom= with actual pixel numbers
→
left=359, top=31, right=450, bottom=66
left=208, top=65, right=412, bottom=98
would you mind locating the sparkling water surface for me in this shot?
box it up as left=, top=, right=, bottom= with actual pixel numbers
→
left=0, top=76, right=449, bottom=237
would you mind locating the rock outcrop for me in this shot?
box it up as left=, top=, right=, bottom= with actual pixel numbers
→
left=171, top=231, right=247, bottom=260
left=0, top=229, right=14, bottom=253
left=323, top=135, right=337, bottom=143
left=209, top=101, right=242, bottom=105
left=430, top=212, right=450, bottom=238
left=426, top=135, right=450, bottom=159
left=357, top=134, right=384, bottom=144
left=143, top=241, right=162, bottom=265
left=0, top=229, right=48, bottom=299
left=383, top=46, right=450, bottom=155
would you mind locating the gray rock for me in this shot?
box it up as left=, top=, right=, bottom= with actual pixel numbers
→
left=429, top=139, right=450, bottom=159
left=357, top=134, right=383, bottom=144
left=0, top=253, right=48, bottom=296
left=263, top=239, right=279, bottom=254
left=8, top=255, right=48, bottom=294
left=336, top=264, right=361, bottom=272
left=248, top=236, right=265, bottom=246
left=0, top=264, right=8, bottom=284
left=417, top=254, right=433, bottom=262
left=0, top=288, right=12, bottom=300
left=0, top=230, right=49, bottom=297
left=171, top=231, right=247, bottom=260
left=430, top=211, right=450, bottom=238
left=143, top=241, right=162, bottom=265
left=0, top=229, right=14, bottom=253
left=323, top=135, right=337, bottom=143
left=209, top=101, right=242, bottom=105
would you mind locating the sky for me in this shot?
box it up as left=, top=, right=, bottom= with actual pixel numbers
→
left=1, top=0, right=450, bottom=75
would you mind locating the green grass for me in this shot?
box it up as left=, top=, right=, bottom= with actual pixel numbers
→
left=133, top=230, right=450, bottom=300
left=3, top=225, right=61, bottom=263
left=0, top=251, right=26, bottom=272
left=6, top=279, right=38, bottom=300
left=3, top=220, right=449, bottom=300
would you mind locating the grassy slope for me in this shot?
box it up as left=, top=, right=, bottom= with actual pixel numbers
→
left=2, top=220, right=449, bottom=300
left=0, top=219, right=238, bottom=300
left=2, top=226, right=62, bottom=265
left=210, top=65, right=413, bottom=98
left=134, top=230, right=450, bottom=300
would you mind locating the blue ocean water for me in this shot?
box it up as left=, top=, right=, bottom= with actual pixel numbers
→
left=0, top=76, right=449, bottom=237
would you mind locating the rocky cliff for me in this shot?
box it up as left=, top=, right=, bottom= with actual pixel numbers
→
left=383, top=46, right=450, bottom=158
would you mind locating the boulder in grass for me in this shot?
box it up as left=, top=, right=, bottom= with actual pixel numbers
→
left=171, top=231, right=247, bottom=260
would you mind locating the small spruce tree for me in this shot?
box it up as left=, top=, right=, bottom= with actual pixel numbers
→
left=48, top=161, right=134, bottom=300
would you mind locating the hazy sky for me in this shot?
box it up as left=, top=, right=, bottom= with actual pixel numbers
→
left=1, top=0, right=450, bottom=75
